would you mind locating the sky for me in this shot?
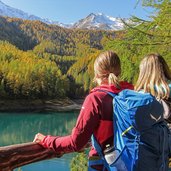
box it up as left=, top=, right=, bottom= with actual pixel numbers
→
left=2, top=0, right=153, bottom=24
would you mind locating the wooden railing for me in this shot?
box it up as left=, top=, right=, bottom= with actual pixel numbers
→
left=0, top=142, right=60, bottom=171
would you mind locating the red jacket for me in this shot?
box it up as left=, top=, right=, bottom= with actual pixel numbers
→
left=40, top=82, right=133, bottom=157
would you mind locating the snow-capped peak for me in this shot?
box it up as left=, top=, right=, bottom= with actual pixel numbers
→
left=72, top=13, right=128, bottom=30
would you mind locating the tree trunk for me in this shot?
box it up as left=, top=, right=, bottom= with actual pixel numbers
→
left=0, top=142, right=59, bottom=171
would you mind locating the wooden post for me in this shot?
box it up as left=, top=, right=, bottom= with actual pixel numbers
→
left=0, top=142, right=59, bottom=171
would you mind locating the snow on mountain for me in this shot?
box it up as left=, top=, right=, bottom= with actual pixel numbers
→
left=0, top=1, right=128, bottom=30
left=72, top=13, right=129, bottom=30
left=0, top=0, right=65, bottom=26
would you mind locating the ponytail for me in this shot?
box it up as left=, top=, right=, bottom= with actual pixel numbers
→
left=108, top=73, right=120, bottom=88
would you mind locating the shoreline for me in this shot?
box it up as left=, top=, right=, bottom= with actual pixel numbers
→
left=0, top=98, right=83, bottom=113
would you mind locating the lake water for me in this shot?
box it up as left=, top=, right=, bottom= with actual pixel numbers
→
left=0, top=112, right=79, bottom=171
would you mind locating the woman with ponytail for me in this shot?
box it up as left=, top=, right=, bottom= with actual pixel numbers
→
left=33, top=51, right=133, bottom=170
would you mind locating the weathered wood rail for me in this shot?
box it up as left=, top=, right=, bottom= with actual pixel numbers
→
left=0, top=142, right=59, bottom=171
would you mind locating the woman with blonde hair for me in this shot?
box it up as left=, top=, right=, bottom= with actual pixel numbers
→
left=134, top=53, right=171, bottom=171
left=135, top=53, right=171, bottom=100
left=135, top=53, right=171, bottom=121
left=33, top=50, right=133, bottom=170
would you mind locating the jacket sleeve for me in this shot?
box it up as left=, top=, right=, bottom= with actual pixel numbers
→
left=40, top=94, right=101, bottom=154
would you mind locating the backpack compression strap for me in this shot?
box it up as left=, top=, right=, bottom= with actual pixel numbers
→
left=89, top=135, right=112, bottom=171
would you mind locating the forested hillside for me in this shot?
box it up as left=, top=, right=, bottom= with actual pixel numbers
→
left=0, top=16, right=118, bottom=53
left=0, top=0, right=170, bottom=100
left=0, top=16, right=122, bottom=99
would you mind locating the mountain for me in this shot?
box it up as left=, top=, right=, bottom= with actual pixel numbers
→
left=72, top=13, right=128, bottom=30
left=0, top=1, right=127, bottom=30
left=0, top=0, right=65, bottom=26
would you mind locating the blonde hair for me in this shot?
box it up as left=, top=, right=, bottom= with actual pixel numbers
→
left=135, top=53, right=171, bottom=99
left=94, top=51, right=121, bottom=88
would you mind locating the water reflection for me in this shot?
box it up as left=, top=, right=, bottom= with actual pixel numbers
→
left=0, top=112, right=78, bottom=171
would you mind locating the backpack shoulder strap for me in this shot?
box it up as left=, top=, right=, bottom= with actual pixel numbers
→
left=90, top=135, right=111, bottom=171
left=91, top=135, right=103, bottom=157
left=96, top=89, right=116, bottom=98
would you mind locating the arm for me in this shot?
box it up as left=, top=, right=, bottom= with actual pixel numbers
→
left=34, top=94, right=101, bottom=155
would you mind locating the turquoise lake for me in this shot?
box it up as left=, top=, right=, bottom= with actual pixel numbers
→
left=0, top=112, right=79, bottom=171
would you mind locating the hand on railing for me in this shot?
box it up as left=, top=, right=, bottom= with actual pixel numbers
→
left=33, top=133, right=46, bottom=143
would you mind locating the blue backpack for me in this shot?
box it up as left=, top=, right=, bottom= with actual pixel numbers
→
left=88, top=89, right=170, bottom=171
